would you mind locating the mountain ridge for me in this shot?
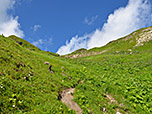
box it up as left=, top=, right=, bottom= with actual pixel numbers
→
left=64, top=26, right=152, bottom=58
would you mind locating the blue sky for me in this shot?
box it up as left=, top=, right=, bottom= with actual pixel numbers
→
left=0, top=0, right=152, bottom=55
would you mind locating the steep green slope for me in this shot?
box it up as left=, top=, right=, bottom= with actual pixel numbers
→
left=0, top=35, right=84, bottom=113
left=69, top=49, right=152, bottom=113
left=65, top=27, right=152, bottom=113
left=0, top=26, right=152, bottom=114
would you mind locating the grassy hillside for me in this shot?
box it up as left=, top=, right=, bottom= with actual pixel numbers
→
left=0, top=27, right=152, bottom=114
left=0, top=35, right=83, bottom=113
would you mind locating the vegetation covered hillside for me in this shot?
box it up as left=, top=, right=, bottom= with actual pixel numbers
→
left=0, top=26, right=152, bottom=114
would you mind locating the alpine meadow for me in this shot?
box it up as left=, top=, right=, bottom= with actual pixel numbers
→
left=0, top=26, right=152, bottom=114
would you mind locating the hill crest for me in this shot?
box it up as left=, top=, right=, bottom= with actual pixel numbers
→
left=64, top=26, right=152, bottom=58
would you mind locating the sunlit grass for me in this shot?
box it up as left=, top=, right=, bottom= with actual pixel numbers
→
left=0, top=26, right=152, bottom=113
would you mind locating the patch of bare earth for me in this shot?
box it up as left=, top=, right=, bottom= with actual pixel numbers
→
left=60, top=88, right=82, bottom=114
left=103, top=94, right=124, bottom=114
left=106, top=94, right=117, bottom=104
left=65, top=50, right=108, bottom=59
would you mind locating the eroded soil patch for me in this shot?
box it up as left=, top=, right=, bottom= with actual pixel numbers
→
left=60, top=88, right=82, bottom=114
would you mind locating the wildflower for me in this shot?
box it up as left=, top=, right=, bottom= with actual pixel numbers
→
left=13, top=105, right=15, bottom=107
left=0, top=86, right=3, bottom=88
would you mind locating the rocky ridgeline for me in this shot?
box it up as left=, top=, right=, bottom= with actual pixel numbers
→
left=135, top=27, right=152, bottom=46
left=64, top=27, right=152, bottom=59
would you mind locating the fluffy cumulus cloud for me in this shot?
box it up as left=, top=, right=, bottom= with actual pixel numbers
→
left=57, top=0, right=152, bottom=55
left=0, top=0, right=24, bottom=37
left=57, top=34, right=91, bottom=55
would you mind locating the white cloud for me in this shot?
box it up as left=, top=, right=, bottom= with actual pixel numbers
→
left=57, top=34, right=91, bottom=55
left=88, top=0, right=152, bottom=49
left=0, top=0, right=24, bottom=37
left=32, top=25, right=41, bottom=32
left=32, top=38, right=53, bottom=51
left=57, top=0, right=152, bottom=55
left=84, top=15, right=98, bottom=25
